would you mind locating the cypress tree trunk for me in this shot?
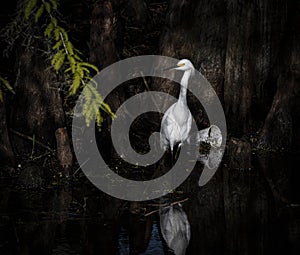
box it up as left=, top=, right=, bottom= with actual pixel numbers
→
left=0, top=0, right=17, bottom=172
left=224, top=0, right=287, bottom=135
left=89, top=0, right=122, bottom=113
left=10, top=45, right=72, bottom=174
left=0, top=99, right=15, bottom=171
left=257, top=0, right=300, bottom=151
left=89, top=0, right=125, bottom=161
left=89, top=0, right=119, bottom=70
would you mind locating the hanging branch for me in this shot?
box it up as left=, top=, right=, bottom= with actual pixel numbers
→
left=23, top=0, right=114, bottom=127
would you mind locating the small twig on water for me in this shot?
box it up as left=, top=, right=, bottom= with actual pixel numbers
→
left=33, top=151, right=51, bottom=161
left=147, top=197, right=189, bottom=207
left=10, top=128, right=53, bottom=152
left=144, top=198, right=189, bottom=217
left=144, top=209, right=159, bottom=217
left=30, top=133, right=35, bottom=159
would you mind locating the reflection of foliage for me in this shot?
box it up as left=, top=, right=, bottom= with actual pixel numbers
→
left=0, top=76, right=14, bottom=102
left=2, top=0, right=114, bottom=127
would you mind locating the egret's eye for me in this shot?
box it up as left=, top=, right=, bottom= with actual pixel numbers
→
left=177, top=63, right=185, bottom=67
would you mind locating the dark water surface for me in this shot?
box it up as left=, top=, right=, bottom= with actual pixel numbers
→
left=1, top=152, right=300, bottom=255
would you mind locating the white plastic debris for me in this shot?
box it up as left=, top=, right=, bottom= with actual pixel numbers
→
left=198, top=147, right=223, bottom=170
left=196, top=124, right=222, bottom=148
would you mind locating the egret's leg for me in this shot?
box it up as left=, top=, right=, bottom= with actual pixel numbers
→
left=186, top=136, right=192, bottom=156
left=174, top=143, right=181, bottom=161
left=170, top=148, right=175, bottom=194
left=170, top=148, right=174, bottom=166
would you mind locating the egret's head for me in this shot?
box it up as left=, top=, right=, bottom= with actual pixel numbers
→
left=164, top=59, right=195, bottom=75
left=175, top=59, right=195, bottom=72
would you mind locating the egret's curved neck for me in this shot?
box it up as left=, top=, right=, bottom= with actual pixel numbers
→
left=178, top=69, right=192, bottom=104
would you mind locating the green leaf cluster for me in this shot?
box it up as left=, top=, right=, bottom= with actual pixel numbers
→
left=24, top=0, right=57, bottom=22
left=83, top=82, right=115, bottom=128
left=23, top=0, right=114, bottom=127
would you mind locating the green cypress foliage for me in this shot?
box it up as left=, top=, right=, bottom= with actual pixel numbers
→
left=23, top=0, right=114, bottom=127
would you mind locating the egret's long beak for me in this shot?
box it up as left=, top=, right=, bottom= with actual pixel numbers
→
left=163, top=65, right=177, bottom=71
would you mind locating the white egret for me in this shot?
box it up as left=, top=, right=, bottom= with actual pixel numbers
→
left=160, top=59, right=195, bottom=155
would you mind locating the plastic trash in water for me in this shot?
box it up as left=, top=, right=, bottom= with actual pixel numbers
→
left=196, top=124, right=222, bottom=148
left=198, top=147, right=223, bottom=170
left=196, top=125, right=223, bottom=186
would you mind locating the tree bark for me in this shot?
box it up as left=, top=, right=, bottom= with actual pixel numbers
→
left=10, top=45, right=72, bottom=173
left=89, top=0, right=119, bottom=70
left=55, top=127, right=73, bottom=176
left=0, top=99, right=15, bottom=171
left=257, top=0, right=300, bottom=150
left=224, top=0, right=287, bottom=135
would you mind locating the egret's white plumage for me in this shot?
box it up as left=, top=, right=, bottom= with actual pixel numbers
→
left=160, top=59, right=195, bottom=153
left=159, top=204, right=191, bottom=255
